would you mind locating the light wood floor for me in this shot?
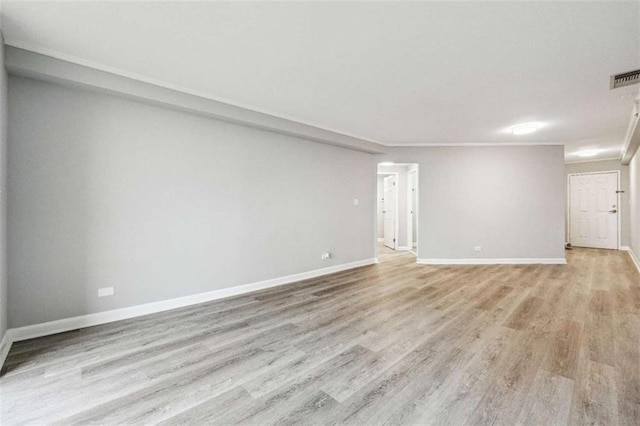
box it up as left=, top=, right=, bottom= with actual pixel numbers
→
left=1, top=247, right=639, bottom=425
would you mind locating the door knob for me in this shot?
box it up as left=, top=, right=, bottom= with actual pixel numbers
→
left=609, top=209, right=617, bottom=213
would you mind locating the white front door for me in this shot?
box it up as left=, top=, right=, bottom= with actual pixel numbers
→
left=383, top=175, right=396, bottom=249
left=569, top=172, right=618, bottom=249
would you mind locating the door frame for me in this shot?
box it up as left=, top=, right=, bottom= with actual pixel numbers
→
left=407, top=168, right=418, bottom=255
left=378, top=172, right=399, bottom=250
left=567, top=170, right=620, bottom=250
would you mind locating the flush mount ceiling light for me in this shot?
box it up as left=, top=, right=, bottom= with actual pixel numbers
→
left=511, top=123, right=540, bottom=135
left=576, top=149, right=600, bottom=158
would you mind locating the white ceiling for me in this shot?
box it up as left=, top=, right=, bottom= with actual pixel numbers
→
left=2, top=1, right=639, bottom=160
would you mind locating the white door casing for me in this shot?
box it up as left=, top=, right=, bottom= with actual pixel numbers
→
left=383, top=175, right=397, bottom=250
left=408, top=170, right=417, bottom=250
left=569, top=172, right=619, bottom=249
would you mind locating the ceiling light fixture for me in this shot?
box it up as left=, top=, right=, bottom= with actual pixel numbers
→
left=379, top=162, right=395, bottom=166
left=576, top=150, right=599, bottom=158
left=511, top=123, right=539, bottom=135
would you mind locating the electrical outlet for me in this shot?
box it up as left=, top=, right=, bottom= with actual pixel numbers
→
left=98, top=287, right=115, bottom=297
left=321, top=252, right=331, bottom=260
left=353, top=198, right=359, bottom=206
left=474, top=246, right=482, bottom=252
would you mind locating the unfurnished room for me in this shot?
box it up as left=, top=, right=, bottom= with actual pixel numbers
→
left=0, top=1, right=639, bottom=425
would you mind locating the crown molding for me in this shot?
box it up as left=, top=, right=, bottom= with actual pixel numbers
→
left=4, top=42, right=387, bottom=155
left=564, top=156, right=622, bottom=165
left=385, top=142, right=565, bottom=147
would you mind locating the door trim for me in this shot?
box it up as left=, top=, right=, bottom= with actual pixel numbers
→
left=378, top=171, right=399, bottom=250
left=567, top=170, right=620, bottom=250
left=407, top=168, right=418, bottom=255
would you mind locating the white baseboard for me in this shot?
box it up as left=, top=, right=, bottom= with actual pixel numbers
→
left=396, top=246, right=411, bottom=251
left=416, top=258, right=567, bottom=265
left=627, top=249, right=640, bottom=274
left=0, top=330, right=12, bottom=369
left=619, top=246, right=630, bottom=251
left=9, top=258, right=378, bottom=342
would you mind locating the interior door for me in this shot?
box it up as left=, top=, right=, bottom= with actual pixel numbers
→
left=383, top=175, right=396, bottom=249
left=569, top=172, right=618, bottom=249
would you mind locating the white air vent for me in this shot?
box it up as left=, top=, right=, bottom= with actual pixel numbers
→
left=611, top=70, right=640, bottom=89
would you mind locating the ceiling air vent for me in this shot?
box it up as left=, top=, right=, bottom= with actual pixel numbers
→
left=610, top=69, right=640, bottom=89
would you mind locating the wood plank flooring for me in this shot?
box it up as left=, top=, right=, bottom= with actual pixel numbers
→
left=1, top=247, right=639, bottom=425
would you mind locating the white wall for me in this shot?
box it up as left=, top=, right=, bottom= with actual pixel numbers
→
left=8, top=76, right=375, bottom=328
left=0, top=35, right=8, bottom=344
left=377, top=145, right=566, bottom=261
left=565, top=160, right=629, bottom=248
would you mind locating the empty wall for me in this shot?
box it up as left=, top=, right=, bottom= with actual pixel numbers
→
left=378, top=145, right=566, bottom=261
left=565, top=160, right=629, bottom=247
left=8, top=76, right=375, bottom=328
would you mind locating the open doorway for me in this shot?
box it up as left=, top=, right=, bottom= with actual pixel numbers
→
left=377, top=163, right=419, bottom=261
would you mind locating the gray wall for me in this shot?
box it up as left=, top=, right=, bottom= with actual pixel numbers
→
left=0, top=36, right=8, bottom=341
left=630, top=152, right=640, bottom=259
left=377, top=145, right=566, bottom=260
left=565, top=160, right=629, bottom=247
left=6, top=76, right=570, bottom=328
left=8, top=76, right=375, bottom=328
